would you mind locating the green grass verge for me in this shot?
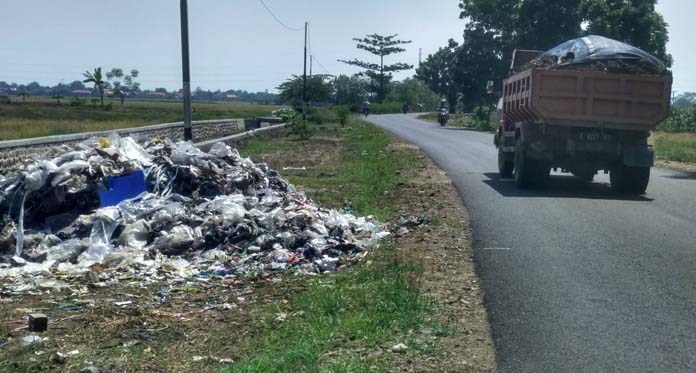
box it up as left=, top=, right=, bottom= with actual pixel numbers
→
left=0, top=97, right=279, bottom=140
left=226, top=243, right=434, bottom=373
left=228, top=122, right=435, bottom=372
left=241, top=121, right=419, bottom=221
left=653, top=131, right=696, bottom=163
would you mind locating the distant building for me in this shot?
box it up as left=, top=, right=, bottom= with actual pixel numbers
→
left=71, top=89, right=92, bottom=96
left=145, top=91, right=168, bottom=98
left=225, top=94, right=239, bottom=101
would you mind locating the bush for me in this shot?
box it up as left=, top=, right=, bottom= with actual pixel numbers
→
left=70, top=97, right=85, bottom=106
left=370, top=102, right=403, bottom=114
left=104, top=103, right=113, bottom=111
left=658, top=107, right=696, bottom=132
left=333, top=105, right=351, bottom=127
left=470, top=106, right=494, bottom=131
left=306, top=107, right=335, bottom=125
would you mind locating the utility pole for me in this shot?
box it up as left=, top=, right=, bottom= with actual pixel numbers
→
left=419, top=48, right=422, bottom=65
left=310, top=55, right=313, bottom=77
left=303, top=22, right=308, bottom=108
left=180, top=0, right=193, bottom=141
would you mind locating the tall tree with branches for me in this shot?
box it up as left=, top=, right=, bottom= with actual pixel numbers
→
left=83, top=67, right=105, bottom=108
left=339, top=34, right=413, bottom=102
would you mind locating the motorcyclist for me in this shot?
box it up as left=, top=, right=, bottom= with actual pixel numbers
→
left=401, top=101, right=409, bottom=114
left=362, top=100, right=370, bottom=117
left=438, top=99, right=449, bottom=127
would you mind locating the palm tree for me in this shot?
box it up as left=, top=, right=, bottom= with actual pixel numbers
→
left=83, top=67, right=105, bottom=108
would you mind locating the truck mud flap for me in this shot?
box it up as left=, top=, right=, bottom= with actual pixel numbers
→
left=623, top=146, right=654, bottom=168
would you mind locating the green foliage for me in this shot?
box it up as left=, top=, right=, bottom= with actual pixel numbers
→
left=334, top=74, right=370, bottom=110
left=306, top=107, right=335, bottom=125
left=658, top=107, right=696, bottom=133
left=384, top=78, right=440, bottom=111
left=339, top=34, right=413, bottom=102
left=288, top=118, right=313, bottom=140
left=673, top=92, right=696, bottom=108
left=581, top=0, right=671, bottom=65
left=82, top=67, right=105, bottom=108
left=69, top=96, right=85, bottom=106
left=370, top=102, right=403, bottom=114
left=0, top=98, right=279, bottom=140
left=427, top=0, right=673, bottom=112
left=470, top=106, right=494, bottom=130
left=227, top=243, right=432, bottom=372
left=277, top=75, right=334, bottom=106
left=333, top=105, right=351, bottom=127
left=272, top=107, right=296, bottom=123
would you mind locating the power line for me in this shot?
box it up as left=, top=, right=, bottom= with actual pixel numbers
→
left=258, top=0, right=303, bottom=32
left=311, top=55, right=332, bottom=76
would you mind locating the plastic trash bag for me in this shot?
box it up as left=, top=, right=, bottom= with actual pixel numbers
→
left=531, top=35, right=668, bottom=73
left=118, top=220, right=151, bottom=250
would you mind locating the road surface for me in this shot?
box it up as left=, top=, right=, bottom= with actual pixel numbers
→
left=366, top=114, right=696, bottom=372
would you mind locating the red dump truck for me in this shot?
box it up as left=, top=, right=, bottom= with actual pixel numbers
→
left=494, top=36, right=672, bottom=194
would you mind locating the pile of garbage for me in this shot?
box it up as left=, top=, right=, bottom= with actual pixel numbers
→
left=525, top=35, right=670, bottom=75
left=0, top=135, right=386, bottom=293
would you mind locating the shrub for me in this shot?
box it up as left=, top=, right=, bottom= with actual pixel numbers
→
left=333, top=105, right=351, bottom=127
left=658, top=107, right=696, bottom=132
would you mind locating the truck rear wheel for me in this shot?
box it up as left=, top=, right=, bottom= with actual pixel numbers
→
left=610, top=165, right=650, bottom=194
left=514, top=143, right=549, bottom=188
left=498, top=148, right=514, bottom=177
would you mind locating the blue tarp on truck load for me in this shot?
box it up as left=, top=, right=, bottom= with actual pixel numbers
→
left=530, top=35, right=667, bottom=74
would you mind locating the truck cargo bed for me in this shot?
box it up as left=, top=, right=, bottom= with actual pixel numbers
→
left=503, top=68, right=672, bottom=131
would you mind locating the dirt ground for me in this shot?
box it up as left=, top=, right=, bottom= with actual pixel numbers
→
left=384, top=143, right=496, bottom=372
left=656, top=159, right=696, bottom=173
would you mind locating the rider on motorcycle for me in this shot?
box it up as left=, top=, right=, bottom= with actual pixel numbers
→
left=362, top=100, right=371, bottom=117
left=438, top=99, right=449, bottom=127
left=401, top=101, right=409, bottom=114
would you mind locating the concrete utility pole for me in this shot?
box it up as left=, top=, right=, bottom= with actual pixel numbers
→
left=303, top=22, right=308, bottom=105
left=180, top=0, right=193, bottom=141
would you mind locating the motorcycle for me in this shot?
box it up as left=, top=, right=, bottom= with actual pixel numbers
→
left=402, top=105, right=409, bottom=114
left=438, top=108, right=449, bottom=127
left=362, top=107, right=370, bottom=117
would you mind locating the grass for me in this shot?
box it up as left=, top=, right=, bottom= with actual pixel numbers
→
left=224, top=122, right=435, bottom=372
left=227, top=244, right=433, bottom=372
left=241, top=121, right=420, bottom=221
left=653, top=131, right=696, bottom=163
left=0, top=96, right=280, bottom=140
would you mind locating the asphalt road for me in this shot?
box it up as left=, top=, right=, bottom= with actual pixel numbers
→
left=366, top=114, right=696, bottom=372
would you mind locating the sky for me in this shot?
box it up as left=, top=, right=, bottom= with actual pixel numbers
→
left=0, top=0, right=693, bottom=94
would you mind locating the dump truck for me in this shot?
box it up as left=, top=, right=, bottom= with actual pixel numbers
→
left=494, top=36, right=672, bottom=194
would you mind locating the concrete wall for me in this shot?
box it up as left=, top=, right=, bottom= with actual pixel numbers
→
left=0, top=119, right=246, bottom=173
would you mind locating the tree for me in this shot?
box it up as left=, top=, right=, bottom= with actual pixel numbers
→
left=83, top=67, right=105, bottom=108
left=277, top=74, right=333, bottom=107
left=673, top=92, right=696, bottom=108
left=581, top=0, right=671, bottom=66
left=334, top=74, right=370, bottom=110
left=17, top=92, right=29, bottom=102
left=106, top=68, right=140, bottom=104
left=415, top=42, right=459, bottom=111
left=52, top=95, right=64, bottom=104
left=339, top=34, right=413, bottom=102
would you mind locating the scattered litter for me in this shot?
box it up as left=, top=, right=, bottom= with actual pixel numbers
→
left=391, top=343, right=408, bottom=353
left=57, top=349, right=80, bottom=358
left=21, top=335, right=48, bottom=346
left=0, top=134, right=386, bottom=293
left=282, top=166, right=307, bottom=171
left=114, top=301, right=132, bottom=307
left=27, top=313, right=48, bottom=332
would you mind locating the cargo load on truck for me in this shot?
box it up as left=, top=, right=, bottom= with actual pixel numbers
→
left=518, top=35, right=669, bottom=76
left=494, top=36, right=672, bottom=194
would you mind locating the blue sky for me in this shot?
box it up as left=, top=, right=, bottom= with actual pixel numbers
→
left=0, top=0, right=693, bottom=93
